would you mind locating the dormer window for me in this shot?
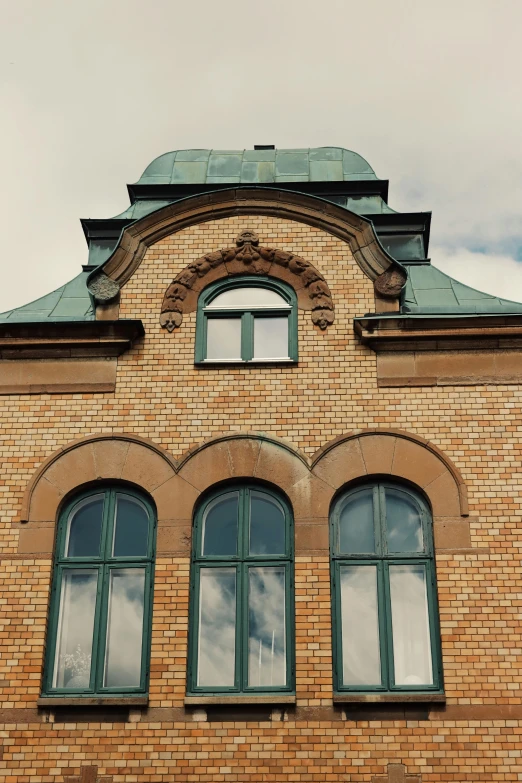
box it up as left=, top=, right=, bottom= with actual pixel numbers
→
left=196, top=278, right=298, bottom=364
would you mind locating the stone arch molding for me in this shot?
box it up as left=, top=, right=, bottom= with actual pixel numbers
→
left=18, top=429, right=468, bottom=556
left=87, top=189, right=406, bottom=311
left=160, top=229, right=335, bottom=331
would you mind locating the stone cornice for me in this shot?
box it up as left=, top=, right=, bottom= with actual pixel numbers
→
left=0, top=320, right=144, bottom=359
left=355, top=315, right=522, bottom=387
left=87, top=188, right=406, bottom=306
left=354, top=313, right=522, bottom=351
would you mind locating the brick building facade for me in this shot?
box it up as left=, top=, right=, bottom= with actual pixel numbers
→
left=1, top=147, right=522, bottom=781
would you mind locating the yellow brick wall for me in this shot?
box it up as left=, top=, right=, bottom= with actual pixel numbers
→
left=0, top=215, right=522, bottom=781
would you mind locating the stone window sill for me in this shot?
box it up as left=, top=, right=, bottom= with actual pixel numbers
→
left=333, top=693, right=446, bottom=704
left=195, top=360, right=297, bottom=367
left=37, top=696, right=149, bottom=707
left=184, top=694, right=296, bottom=706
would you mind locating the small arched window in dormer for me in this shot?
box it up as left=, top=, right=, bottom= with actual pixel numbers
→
left=195, top=277, right=298, bottom=364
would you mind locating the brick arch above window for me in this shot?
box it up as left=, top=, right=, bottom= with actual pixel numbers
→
left=19, top=429, right=469, bottom=557
left=20, top=433, right=179, bottom=528
left=311, top=429, right=468, bottom=518
left=159, top=229, right=335, bottom=332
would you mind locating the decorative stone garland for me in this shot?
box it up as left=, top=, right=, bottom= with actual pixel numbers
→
left=159, top=230, right=335, bottom=332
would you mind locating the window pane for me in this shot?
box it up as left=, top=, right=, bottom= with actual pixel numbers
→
left=339, top=565, right=381, bottom=686
left=249, top=491, right=286, bottom=555
left=197, top=568, right=236, bottom=687
left=253, top=317, right=289, bottom=359
left=248, top=567, right=286, bottom=687
left=206, top=318, right=242, bottom=360
left=338, top=489, right=375, bottom=554
left=112, top=495, right=150, bottom=557
left=207, top=287, right=286, bottom=308
left=66, top=495, right=104, bottom=558
left=390, top=564, right=433, bottom=686
left=385, top=488, right=424, bottom=553
left=103, top=569, right=146, bottom=688
left=202, top=492, right=239, bottom=556
left=52, top=569, right=97, bottom=688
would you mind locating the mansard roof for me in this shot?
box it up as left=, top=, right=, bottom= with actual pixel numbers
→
left=135, top=147, right=378, bottom=185
left=2, top=147, right=521, bottom=323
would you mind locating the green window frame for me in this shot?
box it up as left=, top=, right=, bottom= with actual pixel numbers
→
left=42, top=487, right=156, bottom=697
left=188, top=485, right=294, bottom=695
left=195, top=276, right=298, bottom=364
left=331, top=482, right=443, bottom=694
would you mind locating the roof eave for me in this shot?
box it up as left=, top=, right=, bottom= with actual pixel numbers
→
left=126, top=178, right=390, bottom=205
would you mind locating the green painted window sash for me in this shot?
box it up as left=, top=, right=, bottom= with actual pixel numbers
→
left=189, top=561, right=294, bottom=694
left=331, top=484, right=433, bottom=559
left=195, top=276, right=298, bottom=363
left=332, top=558, right=442, bottom=693
left=42, top=487, right=156, bottom=697
left=194, top=487, right=292, bottom=562
left=188, top=485, right=295, bottom=695
left=330, top=482, right=443, bottom=694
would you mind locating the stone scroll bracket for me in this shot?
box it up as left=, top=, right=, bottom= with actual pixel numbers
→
left=159, top=230, right=335, bottom=332
left=374, top=266, right=407, bottom=298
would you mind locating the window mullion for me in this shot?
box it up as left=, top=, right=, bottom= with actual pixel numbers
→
left=188, top=563, right=200, bottom=691
left=242, top=312, right=253, bottom=361
left=332, top=560, right=341, bottom=690
left=426, top=559, right=442, bottom=689
left=285, top=561, right=293, bottom=689
left=239, top=487, right=249, bottom=691
left=44, top=564, right=64, bottom=693
left=375, top=484, right=385, bottom=555
left=381, top=561, right=395, bottom=689
left=239, top=487, right=248, bottom=559
left=91, top=564, right=107, bottom=693
left=101, top=489, right=114, bottom=559
left=139, top=563, right=153, bottom=691
left=237, top=562, right=246, bottom=692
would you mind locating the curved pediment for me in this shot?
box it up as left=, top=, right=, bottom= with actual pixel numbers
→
left=87, top=188, right=406, bottom=306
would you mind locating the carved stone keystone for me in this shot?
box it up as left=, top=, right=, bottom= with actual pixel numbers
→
left=64, top=764, right=112, bottom=783
left=372, top=763, right=421, bottom=783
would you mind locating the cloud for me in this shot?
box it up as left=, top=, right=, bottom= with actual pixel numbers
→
left=432, top=247, right=522, bottom=303
left=1, top=0, right=522, bottom=311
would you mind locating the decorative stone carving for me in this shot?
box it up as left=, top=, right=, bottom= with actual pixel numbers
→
left=160, top=230, right=335, bottom=332
left=374, top=267, right=407, bottom=298
left=371, top=763, right=421, bottom=783
left=88, top=271, right=120, bottom=304
left=64, top=765, right=112, bottom=783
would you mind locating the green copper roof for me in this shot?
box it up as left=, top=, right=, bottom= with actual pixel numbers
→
left=402, top=264, right=522, bottom=314
left=0, top=272, right=94, bottom=323
left=136, top=148, right=378, bottom=185
left=3, top=145, right=522, bottom=324
left=111, top=194, right=395, bottom=223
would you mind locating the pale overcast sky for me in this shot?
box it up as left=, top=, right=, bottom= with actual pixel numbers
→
left=1, top=0, right=521, bottom=312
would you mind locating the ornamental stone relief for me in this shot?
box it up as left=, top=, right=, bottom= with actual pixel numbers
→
left=159, top=230, right=335, bottom=332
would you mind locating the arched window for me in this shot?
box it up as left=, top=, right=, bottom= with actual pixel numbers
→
left=43, top=487, right=155, bottom=696
left=195, top=277, right=298, bottom=363
left=188, top=485, right=294, bottom=694
left=330, top=482, right=442, bottom=694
